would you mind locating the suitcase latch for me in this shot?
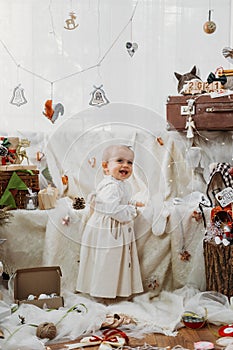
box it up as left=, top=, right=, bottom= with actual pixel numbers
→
left=206, top=107, right=214, bottom=112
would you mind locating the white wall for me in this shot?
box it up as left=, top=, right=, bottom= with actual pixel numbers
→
left=0, top=0, right=232, bottom=133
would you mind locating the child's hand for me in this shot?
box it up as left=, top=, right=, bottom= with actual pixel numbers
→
left=136, top=201, right=145, bottom=207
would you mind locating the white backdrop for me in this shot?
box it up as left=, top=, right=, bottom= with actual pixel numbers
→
left=0, top=0, right=232, bottom=133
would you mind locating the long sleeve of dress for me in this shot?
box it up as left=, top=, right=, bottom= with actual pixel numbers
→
left=95, top=181, right=137, bottom=223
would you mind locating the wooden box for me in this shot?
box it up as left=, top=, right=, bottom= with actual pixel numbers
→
left=166, top=94, right=233, bottom=131
left=203, top=240, right=233, bottom=299
left=0, top=166, right=39, bottom=209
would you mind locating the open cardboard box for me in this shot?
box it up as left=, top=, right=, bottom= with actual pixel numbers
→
left=14, top=266, right=64, bottom=309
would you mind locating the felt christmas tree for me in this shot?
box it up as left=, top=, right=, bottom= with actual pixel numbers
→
left=0, top=172, right=28, bottom=209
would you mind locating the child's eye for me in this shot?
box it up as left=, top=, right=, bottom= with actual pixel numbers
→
left=128, top=161, right=133, bottom=165
left=116, top=159, right=123, bottom=163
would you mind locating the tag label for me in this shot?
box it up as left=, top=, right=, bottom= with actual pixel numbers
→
left=215, top=187, right=233, bottom=207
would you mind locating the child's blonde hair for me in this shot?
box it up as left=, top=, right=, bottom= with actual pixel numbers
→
left=102, top=144, right=134, bottom=162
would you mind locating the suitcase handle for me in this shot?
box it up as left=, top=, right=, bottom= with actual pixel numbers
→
left=206, top=107, right=233, bottom=113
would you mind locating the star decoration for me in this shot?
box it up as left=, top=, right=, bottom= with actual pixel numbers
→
left=146, top=276, right=159, bottom=289
left=62, top=215, right=70, bottom=226
left=192, top=210, right=202, bottom=222
left=179, top=250, right=191, bottom=261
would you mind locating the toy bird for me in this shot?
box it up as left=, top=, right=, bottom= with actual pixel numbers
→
left=43, top=100, right=64, bottom=123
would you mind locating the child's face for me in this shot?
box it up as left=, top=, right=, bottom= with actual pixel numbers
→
left=102, top=147, right=134, bottom=181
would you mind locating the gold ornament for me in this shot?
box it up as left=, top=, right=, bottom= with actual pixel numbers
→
left=64, top=12, right=79, bottom=30
left=203, top=10, right=216, bottom=34
left=15, top=138, right=30, bottom=164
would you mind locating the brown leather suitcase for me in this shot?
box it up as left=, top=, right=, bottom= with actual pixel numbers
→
left=166, top=94, right=233, bottom=131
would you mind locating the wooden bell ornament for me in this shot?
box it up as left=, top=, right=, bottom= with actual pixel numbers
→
left=203, top=9, right=216, bottom=34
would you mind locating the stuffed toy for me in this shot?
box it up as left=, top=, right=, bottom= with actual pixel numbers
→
left=174, top=65, right=202, bottom=94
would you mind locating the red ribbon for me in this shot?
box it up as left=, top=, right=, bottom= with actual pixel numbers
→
left=89, top=329, right=129, bottom=344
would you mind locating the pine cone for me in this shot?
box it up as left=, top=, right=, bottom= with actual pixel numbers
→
left=72, top=197, right=85, bottom=210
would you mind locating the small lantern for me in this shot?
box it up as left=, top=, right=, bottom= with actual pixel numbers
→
left=25, top=192, right=38, bottom=210
left=10, top=84, right=27, bottom=107
left=89, top=85, right=109, bottom=107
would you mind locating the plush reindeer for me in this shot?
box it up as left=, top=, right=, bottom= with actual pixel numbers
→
left=174, top=66, right=202, bottom=94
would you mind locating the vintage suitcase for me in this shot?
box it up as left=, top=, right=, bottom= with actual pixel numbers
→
left=166, top=94, right=233, bottom=131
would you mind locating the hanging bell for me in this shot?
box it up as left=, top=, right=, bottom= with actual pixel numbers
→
left=203, top=10, right=216, bottom=34
left=89, top=85, right=109, bottom=107
left=10, top=84, right=27, bottom=107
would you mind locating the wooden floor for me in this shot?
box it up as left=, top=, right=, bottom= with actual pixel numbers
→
left=48, top=325, right=222, bottom=350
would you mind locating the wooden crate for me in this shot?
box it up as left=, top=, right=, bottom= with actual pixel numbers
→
left=0, top=169, right=39, bottom=209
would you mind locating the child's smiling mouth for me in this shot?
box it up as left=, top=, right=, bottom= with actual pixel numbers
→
left=119, top=170, right=128, bottom=175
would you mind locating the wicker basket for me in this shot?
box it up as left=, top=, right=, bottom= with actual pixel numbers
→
left=0, top=170, right=39, bottom=209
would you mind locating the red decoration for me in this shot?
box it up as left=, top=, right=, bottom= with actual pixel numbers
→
left=218, top=324, right=233, bottom=337
left=192, top=210, right=202, bottom=222
left=43, top=100, right=64, bottom=123
left=179, top=250, right=191, bottom=261
left=43, top=100, right=54, bottom=120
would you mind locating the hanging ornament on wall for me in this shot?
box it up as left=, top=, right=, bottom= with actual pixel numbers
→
left=126, top=14, right=138, bottom=57
left=89, top=85, right=109, bottom=107
left=64, top=11, right=79, bottom=30
left=203, top=9, right=216, bottom=34
left=42, top=100, right=64, bottom=123
left=222, top=47, right=233, bottom=64
left=42, top=83, right=64, bottom=123
left=126, top=42, right=138, bottom=57
left=10, top=84, right=27, bottom=107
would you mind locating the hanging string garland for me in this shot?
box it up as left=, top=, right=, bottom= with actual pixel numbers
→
left=0, top=0, right=139, bottom=115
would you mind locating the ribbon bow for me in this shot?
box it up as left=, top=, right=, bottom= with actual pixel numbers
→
left=90, top=329, right=129, bottom=344
left=207, top=72, right=227, bottom=85
left=65, top=329, right=129, bottom=350
left=0, top=138, right=17, bottom=165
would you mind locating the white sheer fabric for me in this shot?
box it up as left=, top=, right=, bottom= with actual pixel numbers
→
left=0, top=0, right=231, bottom=132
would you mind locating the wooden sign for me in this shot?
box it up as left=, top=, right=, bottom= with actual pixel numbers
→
left=183, top=80, right=223, bottom=95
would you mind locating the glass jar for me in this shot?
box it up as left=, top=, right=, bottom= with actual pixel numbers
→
left=25, top=193, right=38, bottom=210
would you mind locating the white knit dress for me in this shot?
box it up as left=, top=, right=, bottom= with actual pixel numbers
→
left=76, top=175, right=143, bottom=298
